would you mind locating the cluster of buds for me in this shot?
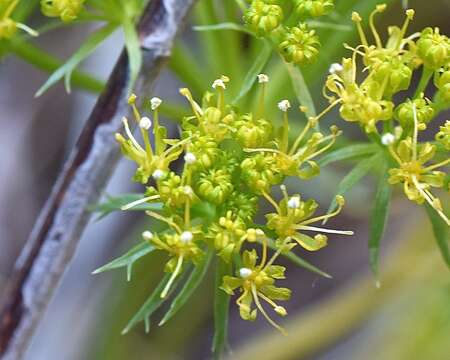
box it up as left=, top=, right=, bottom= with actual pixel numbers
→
left=0, top=0, right=38, bottom=39
left=320, top=4, right=450, bottom=225
left=40, top=0, right=85, bottom=22
left=243, top=1, right=335, bottom=65
left=115, top=75, right=351, bottom=332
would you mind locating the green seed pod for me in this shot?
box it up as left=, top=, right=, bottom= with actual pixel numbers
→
left=244, top=0, right=283, bottom=36
left=294, top=0, right=334, bottom=18
left=396, top=97, right=435, bottom=127
left=0, top=18, right=17, bottom=39
left=436, top=120, right=450, bottom=150
left=197, top=169, right=233, bottom=204
left=241, top=154, right=283, bottom=193
left=235, top=113, right=272, bottom=148
left=417, top=27, right=450, bottom=70
left=279, top=24, right=320, bottom=65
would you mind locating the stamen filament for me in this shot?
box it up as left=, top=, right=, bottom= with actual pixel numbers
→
left=423, top=158, right=450, bottom=172
left=412, top=176, right=450, bottom=225
left=289, top=121, right=311, bottom=156
left=262, top=191, right=281, bottom=214
left=121, top=195, right=160, bottom=210
left=146, top=211, right=182, bottom=234
left=161, top=255, right=183, bottom=298
left=251, top=285, right=287, bottom=335
left=296, top=225, right=354, bottom=235
left=122, top=117, right=145, bottom=153
left=369, top=7, right=384, bottom=48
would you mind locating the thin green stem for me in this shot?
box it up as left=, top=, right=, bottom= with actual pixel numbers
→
left=414, top=67, right=433, bottom=99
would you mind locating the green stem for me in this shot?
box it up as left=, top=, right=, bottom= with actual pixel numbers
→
left=5, top=39, right=105, bottom=94
left=414, top=66, right=433, bottom=99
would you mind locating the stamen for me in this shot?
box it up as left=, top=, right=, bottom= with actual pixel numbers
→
left=239, top=268, right=253, bottom=278
left=184, top=152, right=197, bottom=165
left=351, top=12, right=369, bottom=47
left=369, top=4, right=387, bottom=48
left=146, top=211, right=182, bottom=234
left=287, top=196, right=300, bottom=209
left=152, top=169, right=166, bottom=180
left=396, top=9, right=415, bottom=49
left=180, top=231, right=193, bottom=244
left=139, top=116, right=152, bottom=130
left=142, top=231, right=154, bottom=241
left=121, top=194, right=160, bottom=210
left=381, top=133, right=396, bottom=146
left=150, top=97, right=162, bottom=110
left=412, top=103, right=418, bottom=161
left=16, top=23, right=38, bottom=37
left=262, top=191, right=281, bottom=214
left=296, top=225, right=354, bottom=235
left=161, top=255, right=184, bottom=298
left=179, top=88, right=203, bottom=119
left=423, top=158, right=450, bottom=172
left=251, top=285, right=287, bottom=335
left=122, top=117, right=144, bottom=152
left=328, top=63, right=343, bottom=74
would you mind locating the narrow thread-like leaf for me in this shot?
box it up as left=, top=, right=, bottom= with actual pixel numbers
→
left=92, top=241, right=155, bottom=281
left=267, top=239, right=332, bottom=278
left=122, top=15, right=142, bottom=91
left=425, top=204, right=450, bottom=268
left=318, top=143, right=379, bottom=167
left=286, top=64, right=317, bottom=119
left=159, top=249, right=214, bottom=325
left=212, top=259, right=232, bottom=359
left=91, top=194, right=162, bottom=220
left=232, top=40, right=272, bottom=104
left=326, top=153, right=381, bottom=217
left=193, top=22, right=252, bottom=35
left=35, top=23, right=117, bottom=96
left=368, top=165, right=392, bottom=280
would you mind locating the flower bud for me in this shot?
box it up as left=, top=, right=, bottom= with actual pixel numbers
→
left=436, top=120, right=450, bottom=150
left=417, top=27, right=450, bottom=70
left=279, top=24, right=320, bottom=65
left=435, top=69, right=450, bottom=103
left=294, top=0, right=334, bottom=18
left=244, top=0, right=283, bottom=36
left=197, top=169, right=233, bottom=204
left=396, top=97, right=435, bottom=127
left=41, top=0, right=85, bottom=22
left=0, top=18, right=17, bottom=39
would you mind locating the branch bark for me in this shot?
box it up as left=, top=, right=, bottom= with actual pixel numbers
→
left=0, top=1, right=197, bottom=358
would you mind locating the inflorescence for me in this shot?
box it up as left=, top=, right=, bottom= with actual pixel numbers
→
left=320, top=4, right=450, bottom=225
left=115, top=75, right=352, bottom=332
left=243, top=0, right=335, bottom=65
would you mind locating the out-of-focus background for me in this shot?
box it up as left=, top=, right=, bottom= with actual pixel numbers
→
left=0, top=1, right=449, bottom=359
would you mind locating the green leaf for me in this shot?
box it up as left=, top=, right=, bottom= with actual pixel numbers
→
left=121, top=273, right=172, bottom=334
left=159, top=249, right=214, bottom=326
left=35, top=23, right=117, bottom=96
left=193, top=22, right=253, bottom=35
left=368, top=166, right=392, bottom=280
left=325, top=153, right=381, bottom=218
left=232, top=40, right=272, bottom=104
left=122, top=14, right=142, bottom=91
left=267, top=239, right=332, bottom=278
left=91, top=194, right=163, bottom=220
left=92, top=241, right=155, bottom=281
left=286, top=64, right=317, bottom=119
left=212, top=259, right=232, bottom=360
left=425, top=204, right=450, bottom=269
left=318, top=143, right=379, bottom=166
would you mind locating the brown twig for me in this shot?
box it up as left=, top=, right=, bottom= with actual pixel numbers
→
left=0, top=1, right=197, bottom=358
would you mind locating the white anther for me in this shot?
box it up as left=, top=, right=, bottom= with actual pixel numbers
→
left=142, top=231, right=154, bottom=241
left=239, top=268, right=253, bottom=279
left=150, top=97, right=162, bottom=110
left=180, top=231, right=193, bottom=243
left=287, top=196, right=300, bottom=209
left=278, top=100, right=291, bottom=112
left=381, top=133, right=396, bottom=145
left=184, top=152, right=197, bottom=164
left=329, top=63, right=343, bottom=74
left=152, top=169, right=166, bottom=180
left=139, top=116, right=152, bottom=130
left=257, top=73, right=269, bottom=83
left=183, top=186, right=193, bottom=195
left=212, top=79, right=226, bottom=89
